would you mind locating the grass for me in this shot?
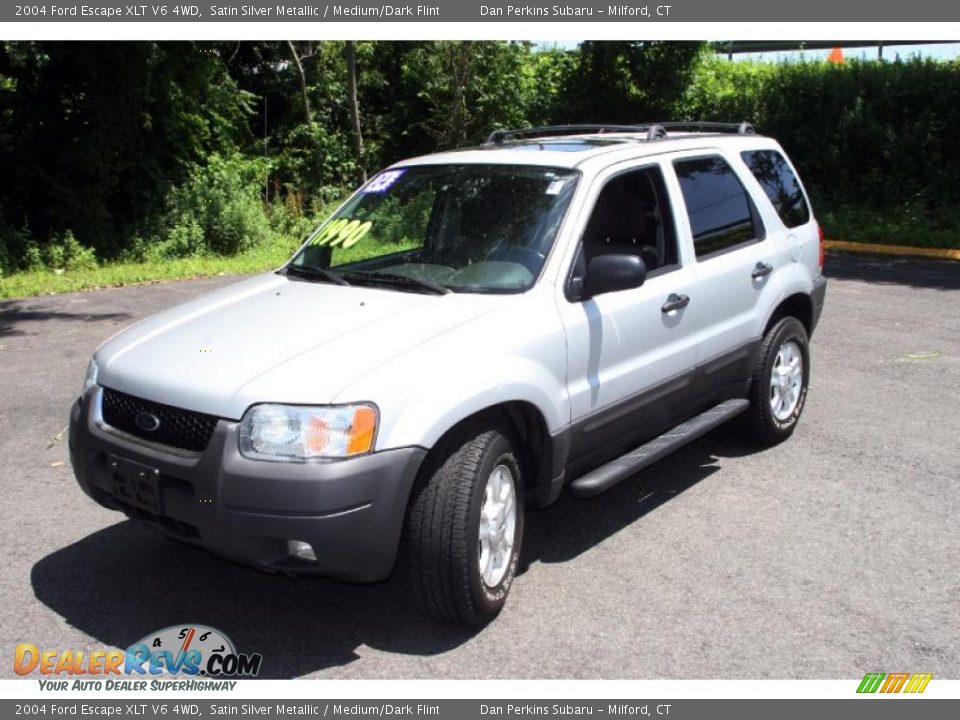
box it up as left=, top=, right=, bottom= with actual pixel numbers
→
left=0, top=241, right=297, bottom=301
left=0, top=236, right=420, bottom=301
left=2, top=208, right=958, bottom=301
left=817, top=205, right=960, bottom=249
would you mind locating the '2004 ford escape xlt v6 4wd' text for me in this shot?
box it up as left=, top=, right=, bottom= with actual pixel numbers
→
left=70, top=122, right=827, bottom=626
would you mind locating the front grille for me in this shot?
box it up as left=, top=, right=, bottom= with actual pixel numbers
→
left=101, top=387, right=219, bottom=452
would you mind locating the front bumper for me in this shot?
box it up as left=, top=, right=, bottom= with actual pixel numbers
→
left=69, top=387, right=426, bottom=582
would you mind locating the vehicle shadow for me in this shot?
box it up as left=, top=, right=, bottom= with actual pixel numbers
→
left=30, top=517, right=481, bottom=677
left=523, top=423, right=758, bottom=566
left=0, top=306, right=132, bottom=338
left=31, top=424, right=762, bottom=678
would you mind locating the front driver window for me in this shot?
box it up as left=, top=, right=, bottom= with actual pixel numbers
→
left=580, top=165, right=680, bottom=276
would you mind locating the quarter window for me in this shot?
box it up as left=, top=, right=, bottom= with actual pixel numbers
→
left=674, top=156, right=764, bottom=259
left=741, top=150, right=811, bottom=228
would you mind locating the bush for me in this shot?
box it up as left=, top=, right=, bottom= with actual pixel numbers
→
left=0, top=222, right=98, bottom=274
left=273, top=122, right=357, bottom=204
left=678, top=56, right=960, bottom=242
left=124, top=153, right=342, bottom=262
left=44, top=231, right=98, bottom=271
left=819, top=202, right=960, bottom=248
left=0, top=221, right=29, bottom=275
left=21, top=242, right=44, bottom=272
left=158, top=153, right=275, bottom=257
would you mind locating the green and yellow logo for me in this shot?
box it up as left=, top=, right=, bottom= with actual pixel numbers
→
left=857, top=672, right=933, bottom=694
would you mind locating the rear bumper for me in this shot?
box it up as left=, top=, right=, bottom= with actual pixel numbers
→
left=69, top=388, right=426, bottom=582
left=810, top=275, right=828, bottom=335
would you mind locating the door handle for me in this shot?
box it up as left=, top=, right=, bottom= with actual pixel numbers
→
left=661, top=293, right=690, bottom=313
left=752, top=262, right=774, bottom=279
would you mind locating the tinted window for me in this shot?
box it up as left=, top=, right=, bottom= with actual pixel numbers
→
left=674, top=156, right=762, bottom=258
left=742, top=150, right=810, bottom=228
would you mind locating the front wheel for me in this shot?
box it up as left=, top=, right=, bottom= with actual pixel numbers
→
left=743, top=316, right=811, bottom=445
left=404, top=423, right=524, bottom=626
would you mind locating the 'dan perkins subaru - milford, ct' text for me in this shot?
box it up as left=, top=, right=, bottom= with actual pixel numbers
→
left=480, top=5, right=673, bottom=16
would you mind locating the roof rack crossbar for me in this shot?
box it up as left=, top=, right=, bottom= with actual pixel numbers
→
left=485, top=124, right=655, bottom=145
left=484, top=121, right=756, bottom=146
left=648, top=121, right=756, bottom=135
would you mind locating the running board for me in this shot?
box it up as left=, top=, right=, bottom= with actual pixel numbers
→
left=569, top=399, right=749, bottom=498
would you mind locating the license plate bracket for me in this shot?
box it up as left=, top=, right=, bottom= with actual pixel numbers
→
left=107, top=455, right=162, bottom=515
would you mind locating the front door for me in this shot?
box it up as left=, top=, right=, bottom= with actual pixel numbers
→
left=557, top=160, right=699, bottom=472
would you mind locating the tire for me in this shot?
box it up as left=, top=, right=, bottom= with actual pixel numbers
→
left=405, top=422, right=525, bottom=626
left=742, top=316, right=811, bottom=445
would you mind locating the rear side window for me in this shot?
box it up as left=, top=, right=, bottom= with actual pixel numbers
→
left=674, top=156, right=764, bottom=259
left=741, top=149, right=811, bottom=228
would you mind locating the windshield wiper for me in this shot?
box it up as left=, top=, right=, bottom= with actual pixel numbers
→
left=343, top=271, right=451, bottom=295
left=282, top=264, right=351, bottom=286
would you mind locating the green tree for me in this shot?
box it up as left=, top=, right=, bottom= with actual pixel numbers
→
left=0, top=41, right=252, bottom=260
left=557, top=41, right=707, bottom=123
left=393, top=41, right=535, bottom=149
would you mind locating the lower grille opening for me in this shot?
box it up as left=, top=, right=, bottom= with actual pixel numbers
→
left=92, top=487, right=201, bottom=541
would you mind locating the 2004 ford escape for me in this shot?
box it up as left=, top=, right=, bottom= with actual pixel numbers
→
left=70, top=122, right=827, bottom=626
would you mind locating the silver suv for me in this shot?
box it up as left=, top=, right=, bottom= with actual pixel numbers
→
left=70, top=122, right=827, bottom=626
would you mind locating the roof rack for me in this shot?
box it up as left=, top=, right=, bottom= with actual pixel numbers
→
left=485, top=124, right=658, bottom=145
left=652, top=121, right=756, bottom=135
left=484, top=121, right=756, bottom=146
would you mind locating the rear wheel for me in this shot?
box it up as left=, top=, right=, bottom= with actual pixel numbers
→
left=405, top=423, right=524, bottom=626
left=743, top=316, right=811, bottom=444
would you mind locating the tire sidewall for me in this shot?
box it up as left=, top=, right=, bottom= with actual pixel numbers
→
left=464, top=433, right=525, bottom=616
left=763, top=319, right=810, bottom=434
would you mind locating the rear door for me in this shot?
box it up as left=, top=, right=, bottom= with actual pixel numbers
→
left=739, top=146, right=819, bottom=275
left=667, top=151, right=782, bottom=398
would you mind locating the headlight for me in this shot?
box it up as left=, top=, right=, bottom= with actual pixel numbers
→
left=83, top=357, right=99, bottom=395
left=238, top=403, right=378, bottom=461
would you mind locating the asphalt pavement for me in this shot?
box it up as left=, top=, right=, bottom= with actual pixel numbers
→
left=1, top=253, right=958, bottom=679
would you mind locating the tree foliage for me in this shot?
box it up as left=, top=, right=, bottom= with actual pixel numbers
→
left=0, top=42, right=251, bottom=260
left=557, top=41, right=706, bottom=123
left=1, top=41, right=958, bottom=275
left=677, top=56, right=960, bottom=224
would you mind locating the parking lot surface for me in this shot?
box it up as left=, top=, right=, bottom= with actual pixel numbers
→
left=1, top=253, right=958, bottom=679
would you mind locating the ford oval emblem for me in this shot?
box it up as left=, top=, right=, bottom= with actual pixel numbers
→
left=135, top=411, right=161, bottom=432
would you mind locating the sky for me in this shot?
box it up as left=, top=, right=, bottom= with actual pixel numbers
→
left=736, top=43, right=960, bottom=62
left=535, top=41, right=960, bottom=61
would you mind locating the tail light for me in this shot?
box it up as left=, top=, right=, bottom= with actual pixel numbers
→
left=817, top=224, right=825, bottom=270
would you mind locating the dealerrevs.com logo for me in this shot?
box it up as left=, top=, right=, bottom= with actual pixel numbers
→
left=14, top=625, right=262, bottom=690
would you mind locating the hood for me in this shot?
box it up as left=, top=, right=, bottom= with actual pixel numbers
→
left=96, top=273, right=508, bottom=419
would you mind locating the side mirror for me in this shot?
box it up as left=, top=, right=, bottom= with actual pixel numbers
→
left=582, top=253, right=647, bottom=298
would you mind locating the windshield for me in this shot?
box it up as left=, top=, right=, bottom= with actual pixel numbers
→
left=288, top=164, right=579, bottom=293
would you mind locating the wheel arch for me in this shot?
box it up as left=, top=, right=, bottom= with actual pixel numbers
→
left=764, top=292, right=814, bottom=339
left=415, top=400, right=561, bottom=510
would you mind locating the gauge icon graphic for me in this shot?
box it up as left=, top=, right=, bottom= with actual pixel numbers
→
left=133, top=624, right=236, bottom=675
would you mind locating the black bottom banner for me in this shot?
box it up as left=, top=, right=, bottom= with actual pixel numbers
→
left=4, top=700, right=958, bottom=720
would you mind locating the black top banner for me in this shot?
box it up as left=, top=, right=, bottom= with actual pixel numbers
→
left=5, top=0, right=960, bottom=22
